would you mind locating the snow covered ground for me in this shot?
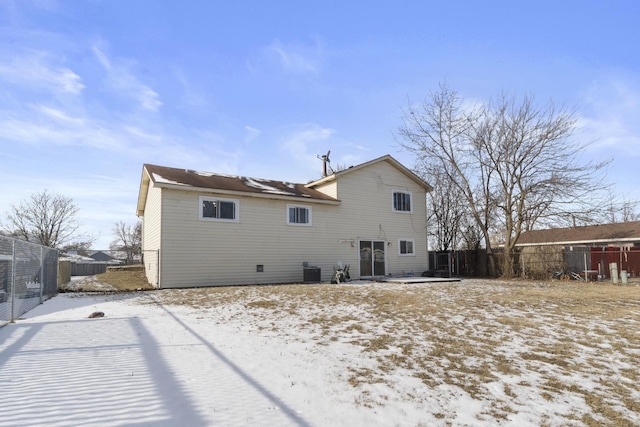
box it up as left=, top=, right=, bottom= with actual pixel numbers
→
left=1, top=280, right=639, bottom=426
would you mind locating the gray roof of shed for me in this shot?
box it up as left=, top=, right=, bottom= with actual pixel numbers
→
left=516, top=221, right=640, bottom=246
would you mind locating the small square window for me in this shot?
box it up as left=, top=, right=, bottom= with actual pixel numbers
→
left=399, top=239, right=415, bottom=256
left=287, top=205, right=312, bottom=226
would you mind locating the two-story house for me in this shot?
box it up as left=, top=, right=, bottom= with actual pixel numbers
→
left=136, top=154, right=432, bottom=288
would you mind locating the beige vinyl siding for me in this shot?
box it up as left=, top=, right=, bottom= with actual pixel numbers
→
left=313, top=181, right=337, bottom=199
left=158, top=189, right=354, bottom=287
left=322, top=161, right=428, bottom=278
left=147, top=158, right=428, bottom=287
left=141, top=182, right=162, bottom=287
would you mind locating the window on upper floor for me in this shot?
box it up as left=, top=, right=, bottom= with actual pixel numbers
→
left=392, top=191, right=412, bottom=213
left=199, top=196, right=239, bottom=222
left=398, top=239, right=415, bottom=256
left=287, top=204, right=312, bottom=226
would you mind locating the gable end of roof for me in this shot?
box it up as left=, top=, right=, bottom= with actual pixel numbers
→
left=306, top=154, right=433, bottom=191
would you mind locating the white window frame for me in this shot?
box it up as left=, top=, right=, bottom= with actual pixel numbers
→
left=199, top=196, right=239, bottom=222
left=392, top=190, right=413, bottom=213
left=287, top=204, right=312, bottom=226
left=398, top=239, right=416, bottom=256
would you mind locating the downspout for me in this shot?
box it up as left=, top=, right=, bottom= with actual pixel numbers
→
left=157, top=249, right=161, bottom=288
left=425, top=196, right=430, bottom=271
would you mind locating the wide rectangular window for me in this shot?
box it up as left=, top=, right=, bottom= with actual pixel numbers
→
left=200, top=196, right=238, bottom=222
left=287, top=204, right=311, bottom=226
left=393, top=191, right=412, bottom=213
left=398, top=239, right=415, bottom=256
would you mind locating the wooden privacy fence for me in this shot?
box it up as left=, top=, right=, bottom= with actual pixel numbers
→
left=70, top=262, right=108, bottom=276
left=430, top=246, right=640, bottom=280
left=429, top=250, right=490, bottom=277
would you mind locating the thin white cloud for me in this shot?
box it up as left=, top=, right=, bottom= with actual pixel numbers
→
left=137, top=85, right=163, bottom=111
left=578, top=76, right=640, bottom=155
left=33, top=104, right=85, bottom=126
left=262, top=38, right=324, bottom=75
left=279, top=124, right=335, bottom=177
left=244, top=125, right=261, bottom=142
left=0, top=102, right=159, bottom=152
left=172, top=66, right=208, bottom=109
left=92, top=45, right=163, bottom=112
left=123, top=125, right=164, bottom=143
left=0, top=51, right=84, bottom=94
left=282, top=123, right=334, bottom=154
left=0, top=114, right=124, bottom=150
left=92, top=45, right=112, bottom=70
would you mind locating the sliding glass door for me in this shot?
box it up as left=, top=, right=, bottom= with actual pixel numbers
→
left=359, top=240, right=386, bottom=277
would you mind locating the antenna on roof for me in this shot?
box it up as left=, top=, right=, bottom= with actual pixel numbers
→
left=318, top=150, right=334, bottom=177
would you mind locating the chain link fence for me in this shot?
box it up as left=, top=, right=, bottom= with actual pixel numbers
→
left=519, top=245, right=640, bottom=281
left=0, top=235, right=58, bottom=327
left=430, top=246, right=640, bottom=281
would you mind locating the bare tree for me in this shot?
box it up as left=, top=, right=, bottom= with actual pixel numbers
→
left=459, top=213, right=484, bottom=250
left=398, top=85, right=499, bottom=275
left=398, top=84, right=609, bottom=277
left=61, top=241, right=94, bottom=257
left=620, top=201, right=640, bottom=222
left=111, top=221, right=141, bottom=264
left=603, top=192, right=640, bottom=223
left=1, top=190, right=88, bottom=248
left=417, top=165, right=467, bottom=251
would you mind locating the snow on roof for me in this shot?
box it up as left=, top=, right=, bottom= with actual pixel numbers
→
left=188, top=169, right=241, bottom=179
left=244, top=177, right=296, bottom=196
left=59, top=253, right=97, bottom=262
left=151, top=173, right=188, bottom=186
left=143, top=164, right=337, bottom=202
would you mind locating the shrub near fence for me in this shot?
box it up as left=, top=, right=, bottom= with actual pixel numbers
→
left=0, top=235, right=58, bottom=326
left=58, top=260, right=71, bottom=286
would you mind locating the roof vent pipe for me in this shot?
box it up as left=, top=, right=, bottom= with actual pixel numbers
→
left=318, top=150, right=331, bottom=177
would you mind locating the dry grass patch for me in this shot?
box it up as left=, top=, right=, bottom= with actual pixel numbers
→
left=95, top=267, right=154, bottom=291
left=245, top=300, right=279, bottom=309
left=60, top=265, right=154, bottom=292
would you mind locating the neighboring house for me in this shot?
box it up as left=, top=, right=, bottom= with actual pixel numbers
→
left=89, top=250, right=124, bottom=264
left=517, top=221, right=640, bottom=248
left=136, top=155, right=432, bottom=288
left=516, top=221, right=640, bottom=279
left=60, top=252, right=109, bottom=276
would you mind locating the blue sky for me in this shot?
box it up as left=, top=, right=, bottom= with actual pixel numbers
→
left=1, top=0, right=639, bottom=249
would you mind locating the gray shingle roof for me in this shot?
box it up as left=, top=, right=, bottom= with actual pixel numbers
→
left=517, top=221, right=640, bottom=246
